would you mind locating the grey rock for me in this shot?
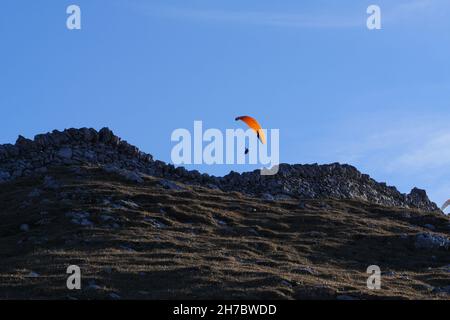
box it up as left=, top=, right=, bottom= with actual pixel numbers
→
left=99, top=127, right=114, bottom=143
left=262, top=193, right=275, bottom=201
left=28, top=189, right=41, bottom=198
left=215, top=219, right=227, bottom=226
left=118, top=200, right=140, bottom=209
left=159, top=179, right=184, bottom=190
left=35, top=167, right=48, bottom=174
left=144, top=218, right=167, bottom=229
left=57, top=147, right=73, bottom=159
left=103, top=165, right=144, bottom=183
left=16, top=135, right=33, bottom=149
left=119, top=245, right=136, bottom=252
left=123, top=170, right=144, bottom=183
left=66, top=212, right=94, bottom=227
left=407, top=188, right=437, bottom=211
left=84, top=150, right=97, bottom=161
left=280, top=280, right=293, bottom=287
left=87, top=283, right=102, bottom=291
left=274, top=194, right=293, bottom=201
left=109, top=293, right=121, bottom=300
left=414, top=233, right=450, bottom=250
left=293, top=266, right=317, bottom=275
left=12, top=168, right=23, bottom=178
left=66, top=211, right=89, bottom=219
left=0, top=170, right=11, bottom=181
left=401, top=212, right=412, bottom=219
left=100, top=215, right=115, bottom=222
left=79, top=218, right=94, bottom=226
left=433, top=286, right=450, bottom=294
left=43, top=176, right=60, bottom=190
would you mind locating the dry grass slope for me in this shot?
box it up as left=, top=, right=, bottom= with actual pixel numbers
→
left=0, top=166, right=449, bottom=300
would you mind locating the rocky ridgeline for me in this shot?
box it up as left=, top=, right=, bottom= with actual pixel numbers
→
left=0, top=127, right=440, bottom=212
left=0, top=127, right=153, bottom=181
left=218, top=164, right=439, bottom=212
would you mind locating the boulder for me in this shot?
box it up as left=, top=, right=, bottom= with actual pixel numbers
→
left=159, top=179, right=184, bottom=191
left=414, top=233, right=450, bottom=250
left=0, top=170, right=10, bottom=182
left=57, top=147, right=73, bottom=159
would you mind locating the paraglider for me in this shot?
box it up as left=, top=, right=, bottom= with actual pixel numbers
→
left=235, top=116, right=266, bottom=144
left=235, top=116, right=266, bottom=155
left=441, top=199, right=450, bottom=212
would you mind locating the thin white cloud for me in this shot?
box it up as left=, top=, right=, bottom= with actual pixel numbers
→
left=389, top=131, right=450, bottom=170
left=326, top=119, right=450, bottom=206
left=333, top=119, right=450, bottom=173
left=394, top=0, right=449, bottom=12
left=385, top=0, right=450, bottom=24
left=330, top=119, right=443, bottom=165
left=156, top=7, right=361, bottom=28
left=125, top=0, right=450, bottom=29
left=124, top=1, right=362, bottom=29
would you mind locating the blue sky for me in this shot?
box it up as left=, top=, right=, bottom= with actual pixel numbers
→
left=1, top=0, right=449, bottom=209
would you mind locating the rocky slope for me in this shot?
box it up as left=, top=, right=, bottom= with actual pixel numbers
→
left=0, top=165, right=449, bottom=299
left=0, top=127, right=440, bottom=212
left=0, top=128, right=449, bottom=300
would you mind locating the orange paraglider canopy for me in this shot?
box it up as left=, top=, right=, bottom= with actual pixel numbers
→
left=235, top=116, right=266, bottom=144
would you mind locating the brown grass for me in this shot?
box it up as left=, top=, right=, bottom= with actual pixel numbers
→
left=0, top=166, right=449, bottom=300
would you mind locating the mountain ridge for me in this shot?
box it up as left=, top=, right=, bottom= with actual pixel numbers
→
left=0, top=127, right=439, bottom=212
left=0, top=127, right=449, bottom=299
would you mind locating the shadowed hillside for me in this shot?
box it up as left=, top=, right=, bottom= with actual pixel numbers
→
left=0, top=128, right=449, bottom=300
